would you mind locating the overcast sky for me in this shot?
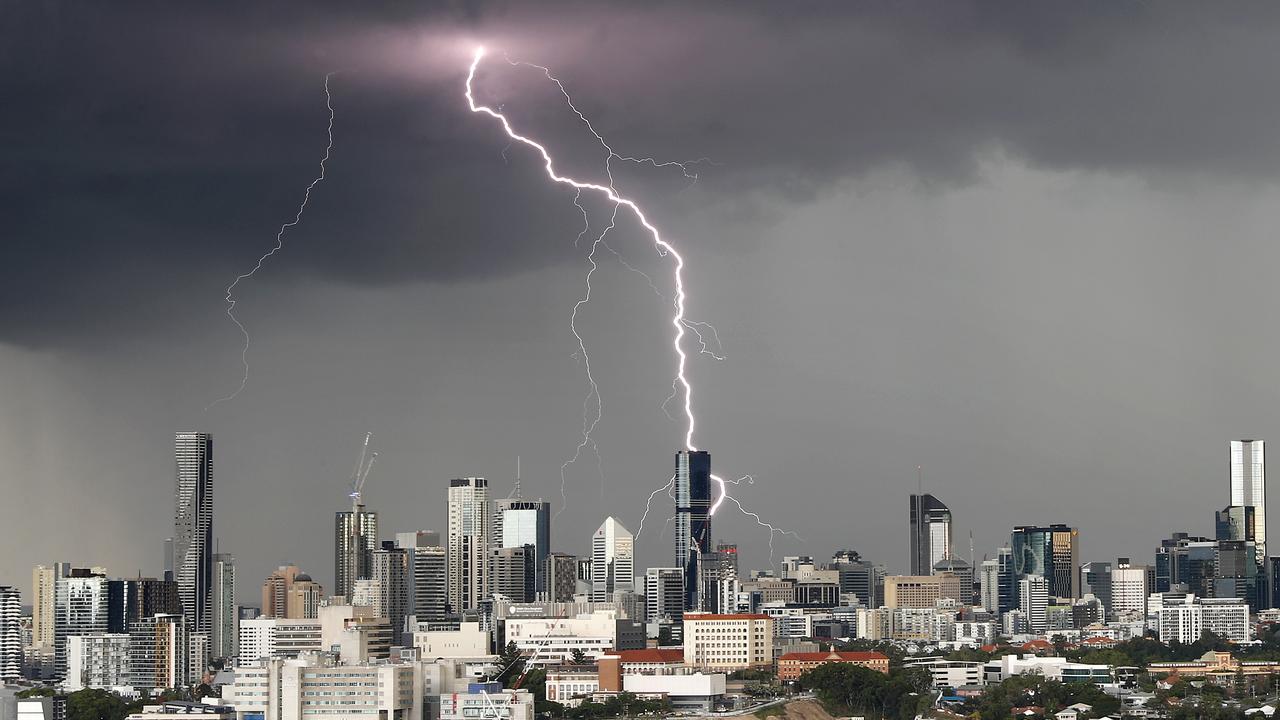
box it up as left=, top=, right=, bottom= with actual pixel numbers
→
left=6, top=2, right=1280, bottom=603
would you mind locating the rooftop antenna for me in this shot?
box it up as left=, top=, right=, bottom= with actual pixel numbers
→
left=512, top=456, right=522, bottom=498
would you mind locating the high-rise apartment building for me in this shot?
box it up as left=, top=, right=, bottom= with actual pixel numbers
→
left=1011, top=525, right=1079, bottom=600
left=210, top=554, right=236, bottom=659
left=129, top=613, right=187, bottom=691
left=675, top=450, right=712, bottom=610
left=174, top=431, right=214, bottom=633
left=106, top=576, right=181, bottom=634
left=1018, top=574, right=1049, bottom=633
left=493, top=498, right=551, bottom=593
left=492, top=546, right=536, bottom=603
left=54, top=568, right=109, bottom=678
left=31, top=564, right=67, bottom=652
left=645, top=568, right=685, bottom=624
left=0, top=586, right=21, bottom=682
left=591, top=517, right=634, bottom=601
left=371, top=542, right=411, bottom=644
left=335, top=505, right=378, bottom=601
left=1230, top=440, right=1266, bottom=561
left=909, top=494, right=952, bottom=576
left=1110, top=558, right=1150, bottom=620
left=394, top=534, right=447, bottom=621
left=262, top=565, right=322, bottom=619
left=544, top=553, right=578, bottom=603
left=979, top=559, right=1000, bottom=613
left=447, top=477, right=490, bottom=613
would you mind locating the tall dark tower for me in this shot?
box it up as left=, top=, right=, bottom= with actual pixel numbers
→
left=675, top=450, right=712, bottom=610
left=174, top=432, right=213, bottom=633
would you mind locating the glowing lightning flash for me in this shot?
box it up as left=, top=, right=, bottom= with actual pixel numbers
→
left=467, top=48, right=796, bottom=562
left=209, top=72, right=337, bottom=408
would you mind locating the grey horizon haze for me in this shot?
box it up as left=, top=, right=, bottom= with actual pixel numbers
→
left=5, top=2, right=1280, bottom=603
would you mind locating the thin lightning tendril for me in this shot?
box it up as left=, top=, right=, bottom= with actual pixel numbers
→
left=209, top=72, right=337, bottom=409
left=468, top=48, right=797, bottom=554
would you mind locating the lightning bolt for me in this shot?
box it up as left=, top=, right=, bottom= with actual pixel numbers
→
left=467, top=48, right=797, bottom=561
left=208, top=72, right=337, bottom=409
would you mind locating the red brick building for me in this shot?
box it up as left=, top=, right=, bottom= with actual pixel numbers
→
left=776, top=651, right=891, bottom=681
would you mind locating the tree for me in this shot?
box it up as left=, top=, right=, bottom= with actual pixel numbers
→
left=569, top=648, right=589, bottom=665
left=65, top=689, right=132, bottom=720
left=496, top=641, right=526, bottom=687
left=797, top=664, right=930, bottom=720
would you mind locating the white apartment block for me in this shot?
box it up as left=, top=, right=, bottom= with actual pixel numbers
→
left=238, top=618, right=322, bottom=661
left=1110, top=562, right=1149, bottom=620
left=503, top=610, right=624, bottom=666
left=1156, top=595, right=1251, bottom=644
left=225, top=653, right=419, bottom=720
left=903, top=658, right=984, bottom=689
left=682, top=613, right=773, bottom=671
left=64, top=634, right=131, bottom=691
left=411, top=621, right=489, bottom=658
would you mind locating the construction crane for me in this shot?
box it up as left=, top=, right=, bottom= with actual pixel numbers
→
left=349, top=432, right=378, bottom=506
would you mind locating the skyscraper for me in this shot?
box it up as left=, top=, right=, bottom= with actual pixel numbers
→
left=394, top=533, right=447, bottom=621
left=1080, top=561, right=1112, bottom=614
left=106, top=576, right=181, bottom=634
left=31, top=563, right=67, bottom=652
left=334, top=505, right=378, bottom=601
left=371, top=542, right=412, bottom=644
left=210, top=554, right=236, bottom=659
left=0, top=586, right=20, bottom=682
left=1230, top=440, right=1266, bottom=561
left=591, top=517, right=635, bottom=601
left=1018, top=574, right=1049, bottom=633
left=174, top=431, right=214, bottom=633
left=909, top=494, right=952, bottom=576
left=675, top=450, right=711, bottom=610
left=491, top=546, right=536, bottom=603
left=544, top=553, right=578, bottom=603
left=645, top=568, right=685, bottom=623
left=1111, top=558, right=1150, bottom=620
left=493, top=498, right=551, bottom=593
left=447, top=477, right=490, bottom=613
left=1011, top=525, right=1080, bottom=600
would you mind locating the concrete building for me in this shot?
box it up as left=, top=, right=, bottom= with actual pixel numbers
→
left=902, top=658, right=984, bottom=689
left=884, top=573, right=964, bottom=608
left=210, top=554, right=236, bottom=659
left=447, top=478, right=490, bottom=613
left=645, top=568, right=685, bottom=625
left=983, top=654, right=1112, bottom=684
left=411, top=620, right=490, bottom=658
left=1156, top=594, right=1251, bottom=644
left=129, top=613, right=187, bottom=692
left=503, top=610, right=643, bottom=666
left=591, top=517, right=634, bottom=602
left=225, top=652, right=426, bottom=720
left=0, top=586, right=20, bottom=682
left=440, top=683, right=534, bottom=720
left=54, top=568, right=109, bottom=678
left=63, top=634, right=130, bottom=691
left=370, top=543, right=411, bottom=645
left=777, top=651, right=889, bottom=681
left=682, top=613, right=773, bottom=671
left=1110, top=559, right=1150, bottom=620
left=492, top=547, right=536, bottom=604
left=394, top=535, right=447, bottom=622
left=544, top=553, right=578, bottom=603
left=31, top=564, right=67, bottom=654
left=261, top=566, right=322, bottom=620
left=1019, top=575, right=1049, bottom=633
left=237, top=618, right=322, bottom=661
left=334, top=507, right=378, bottom=602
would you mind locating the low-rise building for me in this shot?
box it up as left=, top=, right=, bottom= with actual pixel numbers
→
left=412, top=621, right=489, bottom=658
left=439, top=683, right=533, bottom=720
left=777, top=651, right=890, bottom=681
left=983, top=655, right=1111, bottom=684
left=903, top=658, right=984, bottom=689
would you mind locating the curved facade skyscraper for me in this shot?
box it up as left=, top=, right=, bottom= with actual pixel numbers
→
left=174, top=432, right=213, bottom=633
left=909, top=493, right=951, bottom=576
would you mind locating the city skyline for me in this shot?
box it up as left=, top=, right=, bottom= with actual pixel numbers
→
left=12, top=4, right=1280, bottom=609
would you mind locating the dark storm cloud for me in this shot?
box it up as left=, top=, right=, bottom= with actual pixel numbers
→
left=6, top=2, right=1280, bottom=347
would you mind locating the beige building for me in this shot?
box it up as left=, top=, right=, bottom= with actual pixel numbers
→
left=884, top=573, right=963, bottom=608
left=682, top=613, right=773, bottom=671
left=261, top=566, right=323, bottom=619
